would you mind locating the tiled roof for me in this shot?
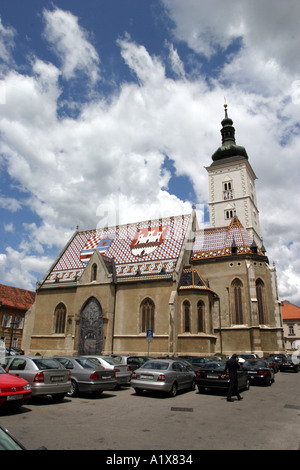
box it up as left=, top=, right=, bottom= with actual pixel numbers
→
left=43, top=214, right=191, bottom=285
left=281, top=302, right=300, bottom=320
left=0, top=284, right=35, bottom=311
left=178, top=265, right=214, bottom=293
left=191, top=217, right=265, bottom=261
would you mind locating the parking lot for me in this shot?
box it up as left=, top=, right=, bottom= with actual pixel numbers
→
left=0, top=370, right=299, bottom=452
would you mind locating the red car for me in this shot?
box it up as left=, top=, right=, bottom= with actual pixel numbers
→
left=0, top=365, right=31, bottom=409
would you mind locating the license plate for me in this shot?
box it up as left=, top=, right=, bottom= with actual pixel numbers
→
left=51, top=376, right=64, bottom=382
left=207, top=375, right=218, bottom=379
left=102, top=375, right=113, bottom=380
left=249, top=371, right=257, bottom=374
left=7, top=394, right=22, bottom=401
left=140, top=375, right=152, bottom=380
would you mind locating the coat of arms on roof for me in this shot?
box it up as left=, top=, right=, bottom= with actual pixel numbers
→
left=81, top=233, right=116, bottom=264
left=130, top=225, right=168, bottom=258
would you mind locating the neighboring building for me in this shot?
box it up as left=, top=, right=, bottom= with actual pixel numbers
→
left=281, top=301, right=300, bottom=354
left=0, top=284, right=35, bottom=351
left=22, top=106, right=284, bottom=357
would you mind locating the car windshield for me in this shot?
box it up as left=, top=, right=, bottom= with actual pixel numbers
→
left=0, top=427, right=24, bottom=450
left=200, top=362, right=224, bottom=370
left=32, top=358, right=64, bottom=370
left=75, top=358, right=98, bottom=369
left=108, top=355, right=123, bottom=363
left=141, top=361, right=169, bottom=371
left=100, top=357, right=118, bottom=365
left=244, top=360, right=266, bottom=367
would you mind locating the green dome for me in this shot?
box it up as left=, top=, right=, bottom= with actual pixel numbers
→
left=211, top=105, right=248, bottom=163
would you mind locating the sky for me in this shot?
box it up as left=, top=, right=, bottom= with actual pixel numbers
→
left=0, top=0, right=299, bottom=305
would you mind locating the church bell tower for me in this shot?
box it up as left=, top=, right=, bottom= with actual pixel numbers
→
left=206, top=105, right=262, bottom=246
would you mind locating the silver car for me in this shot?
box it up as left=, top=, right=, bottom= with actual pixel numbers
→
left=54, top=356, right=117, bottom=397
left=0, top=356, right=71, bottom=402
left=131, top=359, right=196, bottom=397
left=84, top=356, right=131, bottom=387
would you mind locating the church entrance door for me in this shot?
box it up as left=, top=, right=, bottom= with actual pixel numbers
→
left=78, top=297, right=103, bottom=355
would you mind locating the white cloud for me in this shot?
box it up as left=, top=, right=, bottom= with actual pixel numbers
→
left=42, top=8, right=100, bottom=83
left=0, top=17, right=15, bottom=65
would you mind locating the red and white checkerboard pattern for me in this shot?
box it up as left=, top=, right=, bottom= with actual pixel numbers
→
left=45, top=214, right=191, bottom=283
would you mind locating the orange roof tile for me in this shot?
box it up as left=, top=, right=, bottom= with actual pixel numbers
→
left=0, top=284, right=35, bottom=311
left=281, top=302, right=300, bottom=320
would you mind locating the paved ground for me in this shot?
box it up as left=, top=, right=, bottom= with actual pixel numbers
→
left=0, top=370, right=299, bottom=451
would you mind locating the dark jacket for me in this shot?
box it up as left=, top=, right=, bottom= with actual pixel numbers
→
left=225, top=357, right=239, bottom=379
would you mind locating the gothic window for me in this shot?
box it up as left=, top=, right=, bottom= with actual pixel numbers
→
left=231, top=278, right=243, bottom=324
left=223, top=179, right=233, bottom=200
left=197, top=301, right=205, bottom=332
left=225, top=209, right=235, bottom=220
left=91, top=263, right=97, bottom=281
left=183, top=300, right=191, bottom=332
left=140, top=298, right=155, bottom=333
left=54, top=303, right=66, bottom=334
left=256, top=278, right=267, bottom=324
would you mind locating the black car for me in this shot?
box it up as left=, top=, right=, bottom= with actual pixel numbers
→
left=264, top=356, right=279, bottom=373
left=196, top=361, right=249, bottom=394
left=268, top=354, right=287, bottom=366
left=279, top=356, right=299, bottom=373
left=242, top=359, right=275, bottom=385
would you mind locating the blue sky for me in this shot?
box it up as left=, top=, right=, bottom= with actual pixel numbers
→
left=0, top=0, right=300, bottom=305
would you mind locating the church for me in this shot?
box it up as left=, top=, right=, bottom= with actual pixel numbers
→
left=22, top=106, right=285, bottom=357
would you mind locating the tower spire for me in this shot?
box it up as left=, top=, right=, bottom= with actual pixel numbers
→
left=221, top=104, right=236, bottom=145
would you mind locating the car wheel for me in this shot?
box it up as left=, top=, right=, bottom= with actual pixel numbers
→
left=191, top=379, right=196, bottom=391
left=169, top=382, right=177, bottom=397
left=68, top=379, right=79, bottom=397
left=245, top=379, right=250, bottom=390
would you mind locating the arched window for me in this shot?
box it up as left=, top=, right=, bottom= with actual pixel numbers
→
left=54, top=303, right=66, bottom=334
left=231, top=278, right=243, bottom=324
left=256, top=278, right=267, bottom=324
left=183, top=300, right=190, bottom=332
left=140, top=298, right=155, bottom=333
left=91, top=263, right=97, bottom=281
left=197, top=301, right=205, bottom=332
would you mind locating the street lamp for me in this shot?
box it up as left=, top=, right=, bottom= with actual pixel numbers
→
left=8, top=321, right=17, bottom=356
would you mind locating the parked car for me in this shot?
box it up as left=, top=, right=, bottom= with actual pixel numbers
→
left=242, top=359, right=275, bottom=385
left=84, top=356, right=131, bottom=387
left=237, top=353, right=259, bottom=363
left=268, top=354, right=287, bottom=366
left=0, top=365, right=31, bottom=409
left=5, top=347, right=24, bottom=356
left=0, top=356, right=71, bottom=402
left=196, top=361, right=249, bottom=394
left=0, top=425, right=46, bottom=450
left=130, top=359, right=196, bottom=397
left=180, top=355, right=221, bottom=365
left=128, top=356, right=152, bottom=370
left=103, top=354, right=148, bottom=372
left=160, top=356, right=200, bottom=373
left=263, top=356, right=279, bottom=373
left=54, top=356, right=117, bottom=397
left=279, top=356, right=299, bottom=373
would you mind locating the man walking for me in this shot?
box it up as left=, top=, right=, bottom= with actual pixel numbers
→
left=224, top=354, right=243, bottom=402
